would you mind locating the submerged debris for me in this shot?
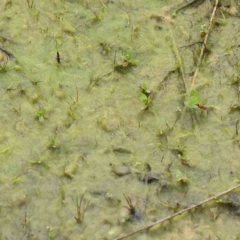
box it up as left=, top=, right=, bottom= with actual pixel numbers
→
left=112, top=165, right=131, bottom=177
left=229, top=104, right=240, bottom=113
left=175, top=0, right=205, bottom=14
left=220, top=192, right=240, bottom=215
left=113, top=146, right=132, bottom=156
left=123, top=195, right=142, bottom=223
left=114, top=50, right=137, bottom=73
left=228, top=193, right=240, bottom=208
left=0, top=46, right=15, bottom=59
left=142, top=172, right=160, bottom=184
left=64, top=161, right=78, bottom=179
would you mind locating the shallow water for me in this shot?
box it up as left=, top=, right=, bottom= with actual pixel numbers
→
left=0, top=0, right=240, bottom=239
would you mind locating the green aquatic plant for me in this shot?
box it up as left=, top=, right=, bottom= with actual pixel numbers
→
left=0, top=147, right=10, bottom=154
left=0, top=59, right=9, bottom=73
left=169, top=144, right=190, bottom=166
left=122, top=51, right=132, bottom=62
left=29, top=157, right=50, bottom=170
left=67, top=105, right=76, bottom=120
left=139, top=93, right=152, bottom=110
left=178, top=152, right=189, bottom=166
left=36, top=106, right=46, bottom=123
left=122, top=51, right=136, bottom=67
left=66, top=85, right=80, bottom=118
left=184, top=90, right=208, bottom=110
left=220, top=11, right=226, bottom=25
left=74, top=194, right=90, bottom=224
left=184, top=90, right=200, bottom=108
left=48, top=136, right=60, bottom=149
left=175, top=170, right=190, bottom=185
left=47, top=226, right=55, bottom=239
left=138, top=83, right=154, bottom=110
left=114, top=50, right=137, bottom=73
left=199, top=24, right=207, bottom=38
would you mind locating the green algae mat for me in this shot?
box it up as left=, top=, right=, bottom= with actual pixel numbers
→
left=0, top=0, right=240, bottom=239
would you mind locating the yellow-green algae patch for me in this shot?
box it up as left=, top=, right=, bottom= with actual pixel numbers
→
left=0, top=0, right=240, bottom=239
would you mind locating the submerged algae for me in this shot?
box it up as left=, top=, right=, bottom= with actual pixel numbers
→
left=0, top=0, right=240, bottom=239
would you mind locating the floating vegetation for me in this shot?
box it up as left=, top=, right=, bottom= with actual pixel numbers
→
left=1, top=0, right=240, bottom=239
left=48, top=136, right=60, bottom=149
left=0, top=57, right=9, bottom=73
left=138, top=83, right=155, bottom=110
left=184, top=90, right=208, bottom=110
left=36, top=105, right=47, bottom=123
left=114, top=50, right=137, bottom=73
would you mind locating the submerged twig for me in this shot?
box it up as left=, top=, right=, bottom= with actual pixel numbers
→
left=75, top=84, right=79, bottom=103
left=55, top=40, right=61, bottom=64
left=0, top=46, right=15, bottom=59
left=236, top=119, right=239, bottom=137
left=23, top=203, right=28, bottom=228
left=113, top=184, right=240, bottom=240
left=56, top=52, right=61, bottom=64
left=190, top=0, right=219, bottom=91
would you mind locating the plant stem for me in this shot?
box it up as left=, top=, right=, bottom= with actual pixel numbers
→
left=190, top=0, right=219, bottom=91
left=169, top=30, right=187, bottom=93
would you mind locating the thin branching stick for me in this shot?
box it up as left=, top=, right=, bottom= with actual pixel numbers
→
left=0, top=47, right=15, bottom=59
left=190, top=0, right=219, bottom=91
left=113, top=184, right=240, bottom=240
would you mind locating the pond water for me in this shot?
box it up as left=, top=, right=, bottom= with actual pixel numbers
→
left=0, top=0, right=240, bottom=239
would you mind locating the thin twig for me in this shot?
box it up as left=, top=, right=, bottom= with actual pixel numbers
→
left=113, top=184, right=240, bottom=240
left=0, top=47, right=15, bottom=59
left=190, top=0, right=219, bottom=91
left=23, top=203, right=27, bottom=228
left=114, top=50, right=117, bottom=68
left=75, top=84, right=79, bottom=102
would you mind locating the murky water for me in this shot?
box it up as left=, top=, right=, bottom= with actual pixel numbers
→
left=0, top=0, right=240, bottom=239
